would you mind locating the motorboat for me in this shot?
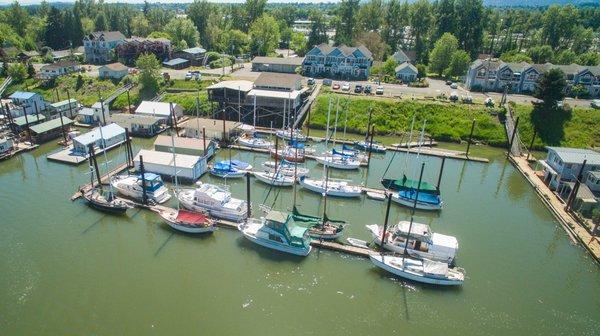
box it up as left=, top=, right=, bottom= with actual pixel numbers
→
left=354, top=140, right=386, bottom=153
left=253, top=171, right=295, bottom=187
left=299, top=176, right=362, bottom=198
left=209, top=161, right=245, bottom=179
left=262, top=160, right=309, bottom=177
left=83, top=189, right=132, bottom=214
left=238, top=210, right=312, bottom=256
left=111, top=173, right=172, bottom=204
left=238, top=135, right=273, bottom=149
left=365, top=221, right=458, bottom=264
left=315, top=154, right=361, bottom=170
left=392, top=189, right=443, bottom=211
left=157, top=207, right=216, bottom=234
left=369, top=254, right=465, bottom=286
left=275, top=128, right=308, bottom=142
left=177, top=182, right=248, bottom=222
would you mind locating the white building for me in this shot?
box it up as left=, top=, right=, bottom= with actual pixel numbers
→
left=0, top=137, right=13, bottom=155
left=72, top=123, right=126, bottom=155
left=133, top=148, right=207, bottom=181
left=50, top=99, right=79, bottom=119
left=134, top=101, right=184, bottom=125
left=540, top=147, right=600, bottom=190
left=98, top=62, right=129, bottom=79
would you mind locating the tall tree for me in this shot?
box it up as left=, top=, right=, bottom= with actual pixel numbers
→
left=187, top=0, right=220, bottom=48
left=244, top=0, right=267, bottom=31
left=249, top=14, right=280, bottom=56
left=358, top=0, right=384, bottom=33
left=136, top=53, right=161, bottom=99
left=354, top=31, right=389, bottom=61
left=433, top=0, right=456, bottom=42
left=45, top=7, right=65, bottom=50
left=527, top=45, right=554, bottom=64
left=534, top=68, right=566, bottom=108
left=410, top=0, right=432, bottom=64
left=94, top=12, right=108, bottom=31
left=381, top=0, right=406, bottom=53
left=6, top=1, right=29, bottom=36
left=454, top=0, right=484, bottom=59
left=429, top=33, right=459, bottom=75
left=334, top=0, right=360, bottom=45
left=307, top=10, right=328, bottom=49
left=164, top=18, right=201, bottom=50
left=444, top=50, right=471, bottom=78
left=541, top=5, right=578, bottom=50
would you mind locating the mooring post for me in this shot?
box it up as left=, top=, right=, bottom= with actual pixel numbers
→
left=66, top=89, right=74, bottom=118
left=89, top=145, right=102, bottom=187
left=124, top=128, right=132, bottom=167
left=466, top=119, right=475, bottom=157
left=436, top=156, right=446, bottom=191
left=202, top=126, right=207, bottom=153
left=367, top=125, right=375, bottom=167
left=566, top=159, right=586, bottom=211
left=380, top=191, right=393, bottom=248
left=507, top=116, right=520, bottom=158
left=246, top=172, right=251, bottom=219
left=526, top=128, right=537, bottom=161
left=139, top=155, right=148, bottom=205
left=22, top=106, right=32, bottom=143
left=33, top=100, right=40, bottom=120
left=58, top=111, right=67, bottom=144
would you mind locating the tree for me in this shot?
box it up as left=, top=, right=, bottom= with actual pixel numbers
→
left=354, top=31, right=389, bottom=61
left=500, top=50, right=532, bottom=63
left=334, top=0, right=360, bottom=45
left=27, top=62, right=36, bottom=78
left=433, top=0, right=456, bottom=41
left=381, top=57, right=398, bottom=77
left=290, top=32, right=307, bottom=56
left=6, top=2, right=29, bottom=36
left=382, top=0, right=408, bottom=52
left=534, top=68, right=566, bottom=108
left=541, top=5, right=578, bottom=50
left=528, top=45, right=554, bottom=64
left=454, top=0, right=484, bottom=59
left=249, top=14, right=280, bottom=56
left=570, top=26, right=594, bottom=54
left=570, top=84, right=587, bottom=99
left=410, top=0, right=432, bottom=64
left=244, top=0, right=267, bottom=31
left=357, top=0, right=383, bottom=32
left=553, top=50, right=577, bottom=65
left=7, top=63, right=27, bottom=83
left=444, top=50, right=470, bottom=78
left=187, top=0, right=220, bottom=49
left=429, top=33, right=459, bottom=76
left=223, top=30, right=250, bottom=56
left=94, top=12, right=108, bottom=32
left=136, top=53, right=161, bottom=99
left=307, top=10, right=328, bottom=49
left=164, top=18, right=200, bottom=50
left=577, top=52, right=600, bottom=66
left=45, top=7, right=65, bottom=50
left=131, top=14, right=151, bottom=37
left=416, top=64, right=427, bottom=78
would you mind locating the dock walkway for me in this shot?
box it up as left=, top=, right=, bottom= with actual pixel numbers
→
left=48, top=140, right=127, bottom=165
left=70, top=162, right=130, bottom=200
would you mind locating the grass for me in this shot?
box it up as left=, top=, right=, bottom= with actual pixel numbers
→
left=161, top=91, right=210, bottom=115
left=167, top=79, right=215, bottom=91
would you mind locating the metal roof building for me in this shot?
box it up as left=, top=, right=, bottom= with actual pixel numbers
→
left=29, top=116, right=74, bottom=143
left=134, top=101, right=184, bottom=124
left=153, top=134, right=215, bottom=157
left=109, top=113, right=162, bottom=137
left=133, top=148, right=208, bottom=181
left=72, top=123, right=126, bottom=154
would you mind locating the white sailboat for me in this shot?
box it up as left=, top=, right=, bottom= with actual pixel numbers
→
left=253, top=171, right=295, bottom=187
left=262, top=160, right=309, bottom=177
left=315, top=154, right=361, bottom=170
left=177, top=182, right=248, bottom=222
left=369, top=254, right=464, bottom=286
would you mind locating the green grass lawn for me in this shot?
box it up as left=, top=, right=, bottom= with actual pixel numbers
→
left=161, top=91, right=210, bottom=115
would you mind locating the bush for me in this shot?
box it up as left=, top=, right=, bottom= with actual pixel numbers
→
left=408, top=79, right=429, bottom=88
left=209, top=58, right=232, bottom=69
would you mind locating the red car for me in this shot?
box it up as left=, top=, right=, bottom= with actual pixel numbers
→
left=332, top=83, right=340, bottom=90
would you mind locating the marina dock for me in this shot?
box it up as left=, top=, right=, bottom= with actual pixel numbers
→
left=70, top=162, right=130, bottom=200
left=48, top=140, right=127, bottom=165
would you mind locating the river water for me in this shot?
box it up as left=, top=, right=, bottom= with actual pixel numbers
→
left=0, top=137, right=599, bottom=335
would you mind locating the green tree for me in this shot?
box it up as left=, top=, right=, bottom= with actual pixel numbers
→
left=7, top=63, right=27, bottom=83
left=534, top=68, right=566, bottom=108
left=6, top=1, right=29, bottom=36
left=570, top=26, right=594, bottom=54
left=570, top=84, right=587, bottom=99
left=433, top=0, right=456, bottom=41
left=358, top=0, right=384, bottom=32
left=290, top=32, right=307, bottom=56
left=381, top=56, right=398, bottom=77
left=541, top=5, right=578, bottom=50
left=444, top=50, right=470, bottom=78
left=500, top=50, right=532, bottom=63
left=27, top=62, right=35, bottom=78
left=223, top=29, right=250, bottom=56
left=244, top=0, right=267, bottom=31
left=249, top=14, right=280, bottom=56
left=187, top=0, right=220, bottom=49
left=429, top=33, right=459, bottom=76
left=334, top=0, right=360, bottom=45
left=164, top=18, right=200, bottom=50
left=94, top=12, right=108, bottom=31
left=577, top=52, right=599, bottom=66
left=307, top=10, right=328, bottom=49
left=131, top=14, right=151, bottom=37
left=453, top=0, right=484, bottom=59
left=45, top=7, right=65, bottom=50
left=354, top=31, right=389, bottom=61
left=416, top=64, right=427, bottom=78
left=382, top=0, right=408, bottom=52
left=410, top=0, right=432, bottom=64
left=553, top=50, right=577, bottom=65
left=528, top=45, right=554, bottom=64
left=136, top=53, right=161, bottom=99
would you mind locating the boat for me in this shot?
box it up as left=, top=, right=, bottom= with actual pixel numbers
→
left=209, top=161, right=245, bottom=178
left=177, top=182, right=248, bottom=222
left=292, top=206, right=346, bottom=240
left=315, top=154, right=361, bottom=170
left=238, top=135, right=273, bottom=149
left=157, top=208, right=216, bottom=234
left=391, top=189, right=443, bottom=211
left=354, top=140, right=387, bottom=153
left=275, top=128, right=308, bottom=142
left=238, top=210, right=312, bottom=256
left=111, top=173, right=172, bottom=204
left=221, top=159, right=253, bottom=171
left=253, top=171, right=295, bottom=187
left=369, top=254, right=465, bottom=286
left=365, top=221, right=458, bottom=264
left=347, top=238, right=370, bottom=249
left=366, top=191, right=386, bottom=200
left=299, top=175, right=362, bottom=198
left=83, top=188, right=132, bottom=214
left=270, top=146, right=305, bottom=162
left=262, top=160, right=310, bottom=177
left=381, top=176, right=440, bottom=195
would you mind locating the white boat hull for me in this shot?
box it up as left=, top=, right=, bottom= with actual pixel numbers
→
left=177, top=190, right=247, bottom=222
left=111, top=178, right=171, bottom=204
left=239, top=223, right=312, bottom=256
left=209, top=170, right=245, bottom=178
left=365, top=225, right=452, bottom=263
left=370, top=254, right=463, bottom=286
left=238, top=137, right=273, bottom=149
left=253, top=172, right=295, bottom=187
left=299, top=177, right=362, bottom=198
left=315, top=156, right=361, bottom=170
left=262, top=162, right=309, bottom=177
left=391, top=193, right=442, bottom=211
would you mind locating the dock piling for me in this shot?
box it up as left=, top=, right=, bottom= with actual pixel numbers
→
left=566, top=159, right=586, bottom=211
left=380, top=192, right=393, bottom=248
left=466, top=119, right=476, bottom=157
left=246, top=172, right=251, bottom=218
left=526, top=128, right=537, bottom=161
left=367, top=125, right=375, bottom=167
left=507, top=116, right=520, bottom=158
left=436, top=156, right=446, bottom=190
left=59, top=111, right=67, bottom=144
left=22, top=106, right=32, bottom=143
left=139, top=156, right=148, bottom=205
left=88, top=145, right=102, bottom=187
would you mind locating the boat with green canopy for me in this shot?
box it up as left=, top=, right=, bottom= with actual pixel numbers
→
left=381, top=176, right=439, bottom=195
left=292, top=206, right=347, bottom=240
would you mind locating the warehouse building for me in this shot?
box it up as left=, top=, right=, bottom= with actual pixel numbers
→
left=109, top=113, right=163, bottom=137
left=134, top=101, right=184, bottom=125
left=251, top=56, right=304, bottom=74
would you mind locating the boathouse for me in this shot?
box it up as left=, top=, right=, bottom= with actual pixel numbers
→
left=9, top=114, right=46, bottom=133
left=0, top=137, right=13, bottom=155
left=180, top=117, right=245, bottom=141
left=134, top=101, right=184, bottom=125
left=133, top=148, right=207, bottom=181
left=540, top=147, right=600, bottom=190
left=109, top=113, right=162, bottom=137
left=29, top=116, right=74, bottom=143
left=50, top=99, right=79, bottom=119
left=153, top=134, right=215, bottom=158
left=72, top=123, right=126, bottom=155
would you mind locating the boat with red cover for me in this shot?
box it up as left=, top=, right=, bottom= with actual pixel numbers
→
left=158, top=208, right=216, bottom=234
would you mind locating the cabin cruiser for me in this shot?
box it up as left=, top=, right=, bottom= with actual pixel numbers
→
left=238, top=210, right=312, bottom=256
left=209, top=161, right=245, bottom=178
left=253, top=171, right=295, bottom=187
left=238, top=134, right=273, bottom=149
left=392, top=189, right=443, bottom=211
left=366, top=221, right=458, bottom=264
left=177, top=182, right=248, bottom=222
left=315, top=153, right=361, bottom=170
left=111, top=173, right=171, bottom=204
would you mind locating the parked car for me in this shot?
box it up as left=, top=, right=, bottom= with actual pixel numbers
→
left=354, top=84, right=363, bottom=93
left=484, top=97, right=495, bottom=107
left=450, top=82, right=458, bottom=89
left=591, top=99, right=600, bottom=109
left=332, top=83, right=340, bottom=90
left=445, top=80, right=453, bottom=85
left=342, top=82, right=350, bottom=91
left=323, top=78, right=333, bottom=86
left=185, top=72, right=193, bottom=81
left=376, top=86, right=384, bottom=95
left=307, top=78, right=315, bottom=85
left=364, top=85, right=372, bottom=94
left=449, top=91, right=459, bottom=102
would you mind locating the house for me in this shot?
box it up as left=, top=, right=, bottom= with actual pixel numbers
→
left=39, top=60, right=80, bottom=79
left=51, top=48, right=83, bottom=61
left=29, top=116, right=73, bottom=143
left=153, top=134, right=215, bottom=158
left=72, top=123, right=126, bottom=155
left=181, top=117, right=244, bottom=141
left=92, top=102, right=110, bottom=123
left=116, top=37, right=172, bottom=66
left=556, top=182, right=598, bottom=217
left=77, top=108, right=99, bottom=125
left=83, top=31, right=126, bottom=64
left=395, top=62, right=419, bottom=82
left=162, top=58, right=190, bottom=69
left=50, top=99, right=79, bottom=119
left=302, top=44, right=373, bottom=80
left=392, top=50, right=416, bottom=64
left=0, top=137, right=13, bottom=156
left=539, top=147, right=600, bottom=191
left=173, top=47, right=207, bottom=66
left=17, top=51, right=40, bottom=62
left=9, top=114, right=46, bottom=133
left=133, top=148, right=208, bottom=181
left=109, top=113, right=162, bottom=137
left=134, top=101, right=183, bottom=125
left=98, top=62, right=129, bottom=80
left=251, top=56, right=304, bottom=74
left=9, top=91, right=47, bottom=115
left=584, top=171, right=600, bottom=195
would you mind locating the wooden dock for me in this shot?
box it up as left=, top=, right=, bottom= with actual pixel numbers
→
left=0, top=142, right=39, bottom=161
left=48, top=140, right=127, bottom=165
left=70, top=162, right=130, bottom=201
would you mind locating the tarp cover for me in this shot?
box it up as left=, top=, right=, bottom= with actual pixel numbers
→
left=423, top=259, right=448, bottom=276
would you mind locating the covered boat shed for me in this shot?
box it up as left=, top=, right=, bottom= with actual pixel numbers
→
left=72, top=123, right=126, bottom=155
left=9, top=114, right=46, bottom=133
left=133, top=148, right=208, bottom=181
left=153, top=134, right=215, bottom=158
left=29, top=116, right=74, bottom=143
left=162, top=58, right=190, bottom=69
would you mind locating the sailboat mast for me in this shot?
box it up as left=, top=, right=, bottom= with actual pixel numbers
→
left=170, top=130, right=179, bottom=210
left=402, top=162, right=425, bottom=259
left=403, top=116, right=415, bottom=174
left=332, top=97, right=340, bottom=148
left=97, top=123, right=115, bottom=195
left=342, top=100, right=348, bottom=140
left=408, top=120, right=426, bottom=182
left=323, top=98, right=332, bottom=182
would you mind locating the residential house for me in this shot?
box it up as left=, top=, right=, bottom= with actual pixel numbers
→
left=17, top=51, right=40, bottom=62
left=116, top=37, right=172, bottom=65
left=173, top=47, right=207, bottom=66
left=134, top=101, right=183, bottom=125
left=395, top=62, right=418, bottom=82
left=540, top=147, right=600, bottom=191
left=556, top=181, right=598, bottom=217
left=8, top=91, right=47, bottom=115
left=72, top=123, right=126, bottom=155
left=50, top=99, right=79, bottom=119
left=392, top=50, right=416, bottom=64
left=77, top=103, right=108, bottom=126
left=98, top=62, right=129, bottom=80
left=29, top=116, right=74, bottom=143
left=39, top=60, right=80, bottom=79
left=109, top=113, right=162, bottom=137
left=302, top=44, right=373, bottom=80
left=251, top=57, right=304, bottom=74
left=584, top=170, right=600, bottom=195
left=162, top=58, right=189, bottom=69
left=51, top=48, right=83, bottom=61
left=83, top=31, right=126, bottom=64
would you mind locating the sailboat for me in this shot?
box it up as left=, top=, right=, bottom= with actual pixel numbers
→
left=209, top=161, right=246, bottom=178
left=316, top=97, right=361, bottom=170
left=369, top=163, right=465, bottom=286
left=238, top=133, right=273, bottom=149
left=111, top=173, right=172, bottom=204
left=262, top=160, right=309, bottom=177
left=253, top=171, right=295, bottom=187
left=270, top=140, right=311, bottom=162
left=158, top=132, right=216, bottom=234
left=275, top=128, right=308, bottom=142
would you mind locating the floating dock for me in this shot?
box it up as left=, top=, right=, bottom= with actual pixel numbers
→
left=48, top=140, right=126, bottom=165
left=70, top=162, right=130, bottom=200
left=0, top=142, right=39, bottom=161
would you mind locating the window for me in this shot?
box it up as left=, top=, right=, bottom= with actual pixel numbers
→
left=268, top=234, right=283, bottom=243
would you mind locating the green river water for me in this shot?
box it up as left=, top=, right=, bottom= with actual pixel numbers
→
left=0, top=136, right=599, bottom=335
